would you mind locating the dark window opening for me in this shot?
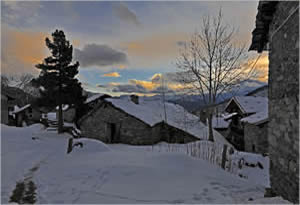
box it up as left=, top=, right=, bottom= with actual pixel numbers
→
left=110, top=123, right=116, bottom=143
left=252, top=144, right=256, bottom=152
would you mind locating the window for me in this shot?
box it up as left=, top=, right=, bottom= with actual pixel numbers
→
left=28, top=107, right=33, bottom=113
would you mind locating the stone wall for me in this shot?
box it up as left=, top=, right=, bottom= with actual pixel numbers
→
left=244, top=122, right=268, bottom=154
left=268, top=1, right=299, bottom=203
left=152, top=122, right=199, bottom=144
left=1, top=95, right=8, bottom=125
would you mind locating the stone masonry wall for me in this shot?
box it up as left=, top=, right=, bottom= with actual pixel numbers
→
left=268, top=1, right=299, bottom=203
left=1, top=96, right=8, bottom=125
left=152, top=122, right=199, bottom=144
left=244, top=123, right=268, bottom=154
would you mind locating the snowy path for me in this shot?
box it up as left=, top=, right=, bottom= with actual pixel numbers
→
left=1, top=125, right=289, bottom=204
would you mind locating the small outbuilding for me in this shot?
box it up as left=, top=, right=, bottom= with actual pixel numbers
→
left=12, top=104, right=41, bottom=127
left=1, top=94, right=9, bottom=125
left=224, top=96, right=268, bottom=151
left=241, top=109, right=268, bottom=154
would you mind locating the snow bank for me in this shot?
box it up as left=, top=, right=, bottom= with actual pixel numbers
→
left=1, top=124, right=276, bottom=204
left=229, top=151, right=270, bottom=187
left=247, top=196, right=291, bottom=204
left=72, top=138, right=111, bottom=154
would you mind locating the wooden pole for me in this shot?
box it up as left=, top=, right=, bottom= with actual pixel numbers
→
left=67, top=138, right=73, bottom=154
left=221, top=144, right=228, bottom=169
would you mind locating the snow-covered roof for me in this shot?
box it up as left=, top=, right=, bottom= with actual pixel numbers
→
left=241, top=108, right=268, bottom=125
left=226, top=96, right=268, bottom=114
left=105, top=97, right=229, bottom=145
left=56, top=104, right=70, bottom=111
left=223, top=112, right=238, bottom=120
left=12, top=104, right=31, bottom=114
left=47, top=112, right=57, bottom=121
left=84, top=93, right=106, bottom=104
left=212, top=117, right=230, bottom=129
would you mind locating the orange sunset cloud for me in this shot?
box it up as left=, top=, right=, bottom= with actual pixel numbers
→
left=102, top=72, right=121, bottom=77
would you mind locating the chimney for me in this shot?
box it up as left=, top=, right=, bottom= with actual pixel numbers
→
left=130, top=95, right=139, bottom=104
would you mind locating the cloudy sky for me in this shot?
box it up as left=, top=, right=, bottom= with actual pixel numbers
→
left=1, top=1, right=268, bottom=96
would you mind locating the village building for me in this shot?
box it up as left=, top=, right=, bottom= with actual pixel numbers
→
left=241, top=108, right=268, bottom=154
left=1, top=94, right=15, bottom=125
left=84, top=93, right=111, bottom=110
left=78, top=95, right=227, bottom=145
left=1, top=94, right=9, bottom=125
left=249, top=1, right=299, bottom=203
left=212, top=116, right=230, bottom=137
left=12, top=104, right=41, bottom=127
left=224, top=96, right=268, bottom=151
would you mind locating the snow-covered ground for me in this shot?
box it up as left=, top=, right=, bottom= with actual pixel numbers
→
left=1, top=124, right=290, bottom=204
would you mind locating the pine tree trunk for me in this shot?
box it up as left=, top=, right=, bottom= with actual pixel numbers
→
left=208, top=112, right=214, bottom=142
left=58, top=73, right=63, bottom=134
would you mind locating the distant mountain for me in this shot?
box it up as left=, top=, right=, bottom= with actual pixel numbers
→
left=148, top=80, right=267, bottom=112
left=84, top=80, right=267, bottom=113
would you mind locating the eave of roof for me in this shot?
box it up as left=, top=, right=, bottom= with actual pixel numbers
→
left=249, top=1, right=278, bottom=52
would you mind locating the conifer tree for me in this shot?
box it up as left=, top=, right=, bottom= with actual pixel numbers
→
left=35, top=29, right=86, bottom=133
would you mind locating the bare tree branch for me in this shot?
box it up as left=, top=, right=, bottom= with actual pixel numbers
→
left=175, top=8, right=259, bottom=141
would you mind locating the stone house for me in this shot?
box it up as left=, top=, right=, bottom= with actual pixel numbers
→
left=1, top=94, right=15, bottom=125
left=84, top=93, right=111, bottom=111
left=241, top=109, right=268, bottom=154
left=249, top=1, right=299, bottom=203
left=212, top=116, right=230, bottom=137
left=224, top=96, right=268, bottom=151
left=12, top=104, right=41, bottom=127
left=1, top=94, right=9, bottom=125
left=78, top=95, right=224, bottom=145
left=196, top=100, right=229, bottom=124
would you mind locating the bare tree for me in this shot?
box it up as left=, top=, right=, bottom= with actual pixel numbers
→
left=175, top=9, right=259, bottom=141
left=1, top=75, right=9, bottom=88
left=18, top=74, right=34, bottom=89
left=0, top=73, right=34, bottom=89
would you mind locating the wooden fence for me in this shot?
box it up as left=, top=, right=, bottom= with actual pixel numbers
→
left=150, top=141, right=243, bottom=176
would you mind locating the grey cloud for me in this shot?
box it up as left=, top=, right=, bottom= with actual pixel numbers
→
left=151, top=86, right=175, bottom=94
left=112, top=84, right=147, bottom=93
left=74, top=44, right=128, bottom=68
left=152, top=72, right=181, bottom=84
left=97, top=81, right=175, bottom=94
left=176, top=41, right=186, bottom=47
left=113, top=2, right=141, bottom=27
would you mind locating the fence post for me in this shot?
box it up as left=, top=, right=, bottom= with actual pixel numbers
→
left=67, top=138, right=73, bottom=154
left=221, top=144, right=228, bottom=169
